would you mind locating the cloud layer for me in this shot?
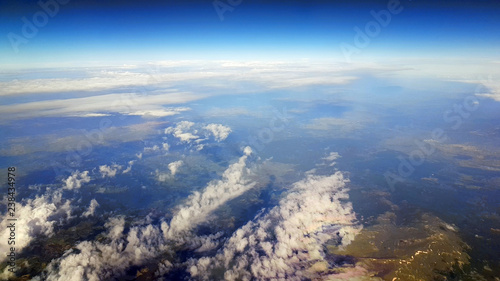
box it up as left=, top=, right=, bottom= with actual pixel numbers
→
left=40, top=216, right=164, bottom=281
left=189, top=171, right=362, bottom=280
left=0, top=92, right=198, bottom=121
left=83, top=199, right=100, bottom=217
left=37, top=147, right=257, bottom=280
left=63, top=171, right=91, bottom=190
left=204, top=123, right=232, bottom=142
left=165, top=147, right=254, bottom=238
left=28, top=147, right=360, bottom=281
left=0, top=190, right=73, bottom=264
left=164, top=121, right=232, bottom=151
left=0, top=61, right=358, bottom=121
left=99, top=164, right=122, bottom=178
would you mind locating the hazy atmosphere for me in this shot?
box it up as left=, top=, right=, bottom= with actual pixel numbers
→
left=1, top=0, right=499, bottom=280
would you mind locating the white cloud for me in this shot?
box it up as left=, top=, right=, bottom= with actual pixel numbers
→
left=33, top=149, right=361, bottom=281
left=474, top=78, right=500, bottom=101
left=99, top=164, right=122, bottom=178
left=243, top=146, right=252, bottom=156
left=105, top=216, right=126, bottom=241
left=204, top=123, right=232, bottom=142
left=83, top=199, right=99, bottom=217
left=155, top=159, right=184, bottom=181
left=42, top=216, right=165, bottom=281
left=122, top=160, right=135, bottom=174
left=63, top=171, right=91, bottom=190
left=189, top=170, right=362, bottom=280
left=141, top=146, right=257, bottom=241
left=36, top=147, right=260, bottom=280
left=305, top=168, right=317, bottom=175
left=323, top=152, right=340, bottom=162
left=0, top=190, right=73, bottom=265
left=0, top=92, right=200, bottom=121
left=167, top=120, right=194, bottom=132
left=162, top=142, right=170, bottom=151
left=39, top=147, right=255, bottom=280
left=2, top=61, right=357, bottom=96
left=0, top=61, right=367, bottom=122
left=166, top=146, right=256, bottom=238
left=156, top=170, right=171, bottom=182
left=187, top=232, right=224, bottom=253
left=322, top=152, right=341, bottom=166
left=123, top=166, right=132, bottom=174
left=70, top=113, right=112, bottom=117
left=168, top=160, right=184, bottom=176
left=165, top=121, right=199, bottom=143
left=164, top=121, right=232, bottom=149
left=177, top=132, right=199, bottom=143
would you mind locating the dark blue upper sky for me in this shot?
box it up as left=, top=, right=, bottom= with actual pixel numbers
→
left=1, top=0, right=499, bottom=68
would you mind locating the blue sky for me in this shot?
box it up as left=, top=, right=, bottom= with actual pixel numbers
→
left=1, top=0, right=500, bottom=68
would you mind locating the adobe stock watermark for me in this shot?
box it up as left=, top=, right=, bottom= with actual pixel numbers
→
left=7, top=0, right=70, bottom=54
left=213, top=0, right=242, bottom=21
left=50, top=66, right=162, bottom=177
left=240, top=107, right=290, bottom=154
left=383, top=77, right=492, bottom=191
left=340, top=0, right=404, bottom=62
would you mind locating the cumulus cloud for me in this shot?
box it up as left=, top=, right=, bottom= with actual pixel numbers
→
left=165, top=121, right=199, bottom=143
left=0, top=71, right=155, bottom=95
left=243, top=146, right=252, bottom=156
left=156, top=170, right=171, bottom=182
left=33, top=149, right=359, bottom=281
left=40, top=216, right=165, bottom=281
left=322, top=152, right=341, bottom=167
left=204, top=124, right=232, bottom=142
left=0, top=190, right=73, bottom=265
left=155, top=159, right=184, bottom=181
left=82, top=199, right=100, bottom=217
left=38, top=147, right=257, bottom=280
left=99, top=164, right=122, bottom=178
left=162, top=142, right=170, bottom=151
left=164, top=121, right=232, bottom=150
left=189, top=170, right=362, bottom=281
left=122, top=160, right=135, bottom=174
left=323, top=152, right=340, bottom=162
left=187, top=232, right=224, bottom=253
left=165, top=146, right=255, bottom=237
left=168, top=160, right=183, bottom=176
left=62, top=170, right=91, bottom=190
left=105, top=216, right=126, bottom=240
